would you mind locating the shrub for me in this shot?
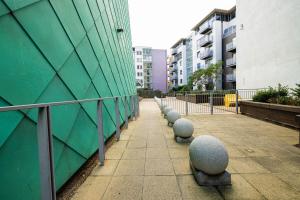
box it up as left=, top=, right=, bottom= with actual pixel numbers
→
left=253, top=84, right=289, bottom=103
left=291, top=83, right=300, bottom=98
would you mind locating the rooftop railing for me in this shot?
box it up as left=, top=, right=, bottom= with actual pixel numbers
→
left=0, top=95, right=139, bottom=200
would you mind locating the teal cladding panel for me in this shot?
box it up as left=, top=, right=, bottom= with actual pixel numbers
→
left=0, top=0, right=135, bottom=199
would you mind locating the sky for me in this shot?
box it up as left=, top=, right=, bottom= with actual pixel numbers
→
left=128, top=0, right=236, bottom=50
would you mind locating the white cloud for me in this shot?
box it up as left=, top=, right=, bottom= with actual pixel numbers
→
left=128, top=0, right=236, bottom=50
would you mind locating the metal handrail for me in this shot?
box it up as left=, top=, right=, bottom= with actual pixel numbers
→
left=0, top=94, right=139, bottom=200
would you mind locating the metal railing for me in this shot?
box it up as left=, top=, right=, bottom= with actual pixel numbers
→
left=0, top=95, right=139, bottom=200
left=226, top=57, right=236, bottom=67
left=226, top=41, right=236, bottom=52
left=199, top=21, right=212, bottom=34
left=199, top=35, right=213, bottom=47
left=200, top=49, right=213, bottom=59
left=157, top=89, right=260, bottom=115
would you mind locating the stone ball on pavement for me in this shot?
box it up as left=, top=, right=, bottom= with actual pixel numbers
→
left=173, top=118, right=194, bottom=138
left=189, top=135, right=229, bottom=175
left=167, top=111, right=181, bottom=124
left=160, top=104, right=166, bottom=111
left=163, top=107, right=172, bottom=115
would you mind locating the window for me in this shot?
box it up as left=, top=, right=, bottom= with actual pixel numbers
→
left=180, top=79, right=183, bottom=84
left=179, top=61, right=182, bottom=66
left=197, top=63, right=201, bottom=69
left=136, top=51, right=142, bottom=55
left=136, top=65, right=143, bottom=69
left=137, top=58, right=142, bottom=62
left=180, top=70, right=182, bottom=75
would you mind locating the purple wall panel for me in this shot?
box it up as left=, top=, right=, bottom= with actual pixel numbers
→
left=152, top=49, right=167, bottom=93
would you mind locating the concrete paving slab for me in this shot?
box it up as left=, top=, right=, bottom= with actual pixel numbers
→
left=146, top=147, right=170, bottom=159
left=177, top=175, right=222, bottom=200
left=217, top=174, right=265, bottom=200
left=145, top=159, right=174, bottom=175
left=114, top=160, right=145, bottom=176
left=242, top=173, right=300, bottom=200
left=172, top=158, right=192, bottom=175
left=143, top=176, right=182, bottom=200
left=71, top=176, right=111, bottom=200
left=102, top=176, right=143, bottom=200
left=230, top=157, right=271, bottom=174
left=122, top=148, right=146, bottom=160
left=91, top=160, right=119, bottom=176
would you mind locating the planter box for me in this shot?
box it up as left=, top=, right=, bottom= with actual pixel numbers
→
left=240, top=101, right=300, bottom=128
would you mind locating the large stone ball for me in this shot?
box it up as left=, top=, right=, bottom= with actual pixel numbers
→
left=189, top=135, right=229, bottom=175
left=173, top=118, right=194, bottom=138
left=164, top=107, right=172, bottom=115
left=160, top=104, right=167, bottom=111
left=167, top=111, right=181, bottom=123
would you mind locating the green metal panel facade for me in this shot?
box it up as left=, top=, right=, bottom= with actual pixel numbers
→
left=0, top=0, right=136, bottom=199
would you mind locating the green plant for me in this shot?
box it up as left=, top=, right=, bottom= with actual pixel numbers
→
left=291, top=83, right=300, bottom=98
left=253, top=84, right=289, bottom=103
left=189, top=61, right=222, bottom=90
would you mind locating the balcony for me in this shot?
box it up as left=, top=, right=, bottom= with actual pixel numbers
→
left=198, top=21, right=212, bottom=34
left=226, top=41, right=236, bottom=52
left=226, top=73, right=236, bottom=82
left=199, top=35, right=213, bottom=47
left=226, top=57, right=236, bottom=67
left=200, top=49, right=213, bottom=60
left=143, top=56, right=152, bottom=63
left=172, top=57, right=177, bottom=64
left=171, top=48, right=177, bottom=55
left=171, top=74, right=177, bottom=80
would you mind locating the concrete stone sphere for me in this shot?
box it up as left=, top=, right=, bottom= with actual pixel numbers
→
left=173, top=118, right=194, bottom=138
left=164, top=108, right=173, bottom=117
left=189, top=135, right=229, bottom=175
left=167, top=111, right=181, bottom=123
left=160, top=104, right=166, bottom=111
left=163, top=107, right=172, bottom=114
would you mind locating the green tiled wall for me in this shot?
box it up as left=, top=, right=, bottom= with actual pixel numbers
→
left=0, top=0, right=136, bottom=199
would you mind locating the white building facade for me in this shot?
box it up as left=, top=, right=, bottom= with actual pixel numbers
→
left=170, top=39, right=188, bottom=88
left=236, top=0, right=300, bottom=89
left=191, top=7, right=236, bottom=90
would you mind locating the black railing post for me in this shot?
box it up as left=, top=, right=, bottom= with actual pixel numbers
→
left=37, top=106, right=56, bottom=200
left=97, top=100, right=105, bottom=166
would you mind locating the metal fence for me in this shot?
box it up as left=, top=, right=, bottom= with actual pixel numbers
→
left=158, top=89, right=259, bottom=115
left=0, top=95, right=139, bottom=200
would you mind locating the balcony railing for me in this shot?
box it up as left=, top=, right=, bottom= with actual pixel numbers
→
left=226, top=73, right=236, bottom=82
left=199, top=35, right=213, bottom=47
left=226, top=41, right=236, bottom=52
left=172, top=57, right=177, bottom=63
left=143, top=56, right=152, bottom=62
left=200, top=49, right=213, bottom=60
left=226, top=57, right=236, bottom=67
left=171, top=48, right=177, bottom=55
left=198, top=21, right=212, bottom=34
left=171, top=74, right=177, bottom=80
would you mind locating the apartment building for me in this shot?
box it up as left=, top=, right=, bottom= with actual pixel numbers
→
left=170, top=39, right=187, bottom=88
left=133, top=47, right=168, bottom=92
left=191, top=7, right=236, bottom=90
left=236, top=0, right=300, bottom=89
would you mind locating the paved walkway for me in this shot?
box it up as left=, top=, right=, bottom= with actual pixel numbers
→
left=72, top=99, right=300, bottom=200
